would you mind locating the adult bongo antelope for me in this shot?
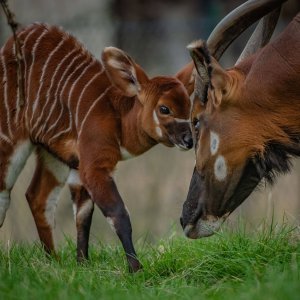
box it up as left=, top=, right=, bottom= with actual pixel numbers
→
left=180, top=0, right=297, bottom=239
left=0, top=23, right=194, bottom=272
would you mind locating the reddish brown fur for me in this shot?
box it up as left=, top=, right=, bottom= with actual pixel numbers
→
left=182, top=13, right=300, bottom=239
left=0, top=23, right=194, bottom=271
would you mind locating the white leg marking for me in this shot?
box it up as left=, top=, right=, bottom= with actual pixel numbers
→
left=45, top=186, right=62, bottom=228
left=214, top=155, right=227, bottom=182
left=76, top=199, right=94, bottom=222
left=40, top=149, right=70, bottom=183
left=67, top=169, right=81, bottom=186
left=106, top=217, right=116, bottom=232
left=210, top=131, right=220, bottom=156
left=78, top=87, right=111, bottom=138
left=5, top=140, right=34, bottom=190
left=0, top=190, right=10, bottom=226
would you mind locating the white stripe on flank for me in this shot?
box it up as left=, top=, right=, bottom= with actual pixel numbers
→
left=1, top=48, right=13, bottom=139
left=47, top=58, right=91, bottom=144
left=75, top=63, right=102, bottom=129
left=78, top=87, right=111, bottom=138
left=37, top=48, right=78, bottom=140
left=41, top=50, right=81, bottom=141
left=25, top=29, right=49, bottom=129
left=0, top=132, right=13, bottom=145
left=44, top=53, right=82, bottom=143
left=30, top=38, right=66, bottom=129
left=13, top=27, right=40, bottom=125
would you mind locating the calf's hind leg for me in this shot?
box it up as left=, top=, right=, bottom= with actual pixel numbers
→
left=25, top=147, right=69, bottom=254
left=68, top=169, right=94, bottom=262
left=0, top=140, right=34, bottom=227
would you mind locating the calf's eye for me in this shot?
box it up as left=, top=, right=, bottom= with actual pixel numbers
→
left=159, top=105, right=170, bottom=115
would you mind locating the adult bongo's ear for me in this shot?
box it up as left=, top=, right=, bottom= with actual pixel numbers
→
left=102, top=47, right=149, bottom=97
left=188, top=40, right=231, bottom=107
left=175, top=61, right=195, bottom=96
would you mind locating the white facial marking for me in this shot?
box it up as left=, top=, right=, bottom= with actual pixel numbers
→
left=156, top=126, right=163, bottom=138
left=120, top=146, right=136, bottom=160
left=153, top=110, right=160, bottom=125
left=174, top=118, right=190, bottom=123
left=0, top=190, right=10, bottom=226
left=76, top=199, right=94, bottom=221
left=6, top=140, right=34, bottom=190
left=67, top=169, right=81, bottom=186
left=210, top=131, right=219, bottom=156
left=214, top=155, right=227, bottom=181
left=153, top=111, right=163, bottom=138
left=106, top=217, right=116, bottom=232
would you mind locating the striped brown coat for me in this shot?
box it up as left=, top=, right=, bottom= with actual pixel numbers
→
left=0, top=23, right=194, bottom=272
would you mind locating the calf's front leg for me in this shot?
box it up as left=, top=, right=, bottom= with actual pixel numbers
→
left=81, top=167, right=141, bottom=272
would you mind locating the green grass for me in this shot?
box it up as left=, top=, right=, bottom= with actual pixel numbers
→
left=1, top=223, right=299, bottom=300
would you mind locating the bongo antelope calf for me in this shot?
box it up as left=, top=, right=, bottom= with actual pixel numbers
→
left=0, top=23, right=194, bottom=272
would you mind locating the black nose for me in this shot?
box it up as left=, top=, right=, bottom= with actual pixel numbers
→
left=183, top=135, right=193, bottom=149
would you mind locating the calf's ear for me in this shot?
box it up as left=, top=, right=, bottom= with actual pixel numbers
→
left=102, top=47, right=149, bottom=97
left=175, top=61, right=195, bottom=96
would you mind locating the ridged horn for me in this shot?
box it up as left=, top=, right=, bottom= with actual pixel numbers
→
left=235, top=7, right=281, bottom=64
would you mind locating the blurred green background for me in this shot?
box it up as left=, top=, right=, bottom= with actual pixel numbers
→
left=0, top=0, right=299, bottom=246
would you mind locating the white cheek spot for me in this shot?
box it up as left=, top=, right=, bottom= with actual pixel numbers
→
left=214, top=155, right=227, bottom=181
left=210, top=131, right=219, bottom=156
left=106, top=217, right=116, bottom=232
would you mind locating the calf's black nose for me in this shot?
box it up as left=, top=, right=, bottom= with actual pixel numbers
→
left=183, top=135, right=193, bottom=149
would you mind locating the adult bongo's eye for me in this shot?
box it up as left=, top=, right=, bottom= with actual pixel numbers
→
left=193, top=118, right=200, bottom=130
left=159, top=105, right=170, bottom=115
